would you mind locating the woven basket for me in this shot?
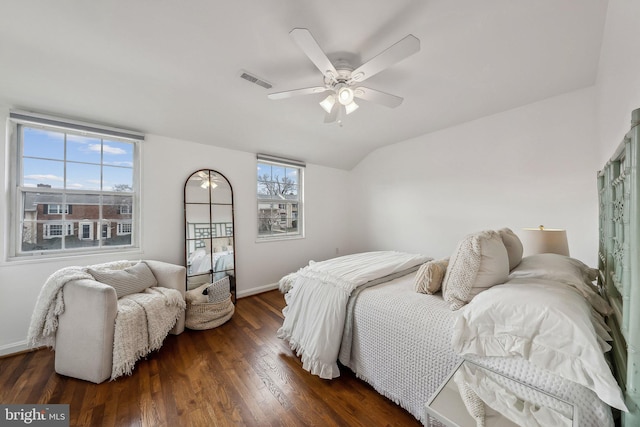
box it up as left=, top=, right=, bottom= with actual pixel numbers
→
left=185, top=283, right=234, bottom=330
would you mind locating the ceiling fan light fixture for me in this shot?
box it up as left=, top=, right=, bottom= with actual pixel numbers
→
left=200, top=175, right=218, bottom=190
left=345, top=101, right=359, bottom=115
left=199, top=177, right=218, bottom=189
left=337, top=87, right=354, bottom=105
left=319, top=94, right=336, bottom=113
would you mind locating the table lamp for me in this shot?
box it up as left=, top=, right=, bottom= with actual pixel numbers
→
left=521, top=225, right=570, bottom=256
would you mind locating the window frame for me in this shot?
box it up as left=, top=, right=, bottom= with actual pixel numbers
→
left=46, top=204, right=70, bottom=215
left=43, top=222, right=73, bottom=239
left=6, top=111, right=143, bottom=260
left=256, top=155, right=305, bottom=242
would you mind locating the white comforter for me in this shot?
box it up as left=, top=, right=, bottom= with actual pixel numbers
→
left=342, top=275, right=614, bottom=426
left=277, top=251, right=431, bottom=379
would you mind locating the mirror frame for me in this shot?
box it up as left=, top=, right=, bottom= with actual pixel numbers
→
left=183, top=169, right=236, bottom=303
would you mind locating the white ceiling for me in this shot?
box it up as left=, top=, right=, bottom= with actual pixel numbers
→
left=0, top=1, right=607, bottom=170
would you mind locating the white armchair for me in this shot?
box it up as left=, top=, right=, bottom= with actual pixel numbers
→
left=54, top=260, right=186, bottom=383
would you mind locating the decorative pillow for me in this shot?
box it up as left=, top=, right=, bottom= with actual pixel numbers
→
left=414, top=258, right=449, bottom=294
left=451, top=278, right=627, bottom=411
left=205, top=276, right=231, bottom=303
left=508, top=253, right=610, bottom=316
left=88, top=261, right=157, bottom=298
left=497, top=227, right=523, bottom=270
left=442, top=230, right=509, bottom=310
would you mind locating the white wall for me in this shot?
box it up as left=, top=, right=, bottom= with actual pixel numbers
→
left=349, top=88, right=600, bottom=265
left=596, top=0, right=640, bottom=162
left=0, top=106, right=351, bottom=355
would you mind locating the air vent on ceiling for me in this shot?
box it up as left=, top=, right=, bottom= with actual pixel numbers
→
left=239, top=70, right=272, bottom=89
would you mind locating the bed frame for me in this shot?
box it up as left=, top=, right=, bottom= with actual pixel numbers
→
left=598, top=107, right=640, bottom=426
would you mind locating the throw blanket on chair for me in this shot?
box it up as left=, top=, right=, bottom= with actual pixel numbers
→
left=112, top=287, right=185, bottom=380
left=276, top=251, right=431, bottom=379
left=27, top=260, right=134, bottom=348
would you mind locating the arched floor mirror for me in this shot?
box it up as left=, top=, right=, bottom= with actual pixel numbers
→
left=184, top=169, right=236, bottom=303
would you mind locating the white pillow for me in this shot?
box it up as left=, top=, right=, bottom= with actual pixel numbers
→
left=88, top=261, right=157, bottom=298
left=451, top=278, right=627, bottom=411
left=497, top=227, right=523, bottom=270
left=442, top=230, right=509, bottom=310
left=509, top=254, right=610, bottom=316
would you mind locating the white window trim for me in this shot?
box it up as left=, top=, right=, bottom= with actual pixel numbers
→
left=117, top=220, right=132, bottom=235
left=46, top=204, right=69, bottom=215
left=6, top=111, right=143, bottom=261
left=43, top=222, right=73, bottom=239
left=256, top=154, right=305, bottom=242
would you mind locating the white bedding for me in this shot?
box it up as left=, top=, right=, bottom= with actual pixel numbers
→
left=342, top=274, right=614, bottom=426
left=452, top=278, right=626, bottom=412
left=277, top=251, right=431, bottom=379
left=188, top=249, right=233, bottom=275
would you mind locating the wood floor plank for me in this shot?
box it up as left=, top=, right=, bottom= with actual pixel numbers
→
left=0, top=290, right=421, bottom=426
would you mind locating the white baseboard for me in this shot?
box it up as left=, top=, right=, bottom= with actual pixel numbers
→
left=0, top=340, right=29, bottom=357
left=237, top=283, right=279, bottom=298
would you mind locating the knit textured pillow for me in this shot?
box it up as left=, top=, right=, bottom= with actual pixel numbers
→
left=497, top=227, right=523, bottom=270
left=88, top=261, right=158, bottom=298
left=205, top=276, right=231, bottom=303
left=442, top=230, right=509, bottom=310
left=414, top=258, right=449, bottom=294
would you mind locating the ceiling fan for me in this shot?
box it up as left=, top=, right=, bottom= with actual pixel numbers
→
left=268, top=28, right=420, bottom=124
left=194, top=171, right=222, bottom=189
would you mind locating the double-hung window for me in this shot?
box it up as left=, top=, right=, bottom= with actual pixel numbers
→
left=7, top=111, right=143, bottom=258
left=256, top=154, right=304, bottom=240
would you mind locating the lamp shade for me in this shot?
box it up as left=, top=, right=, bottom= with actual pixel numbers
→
left=521, top=226, right=570, bottom=256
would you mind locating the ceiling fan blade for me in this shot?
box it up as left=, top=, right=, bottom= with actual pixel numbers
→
left=354, top=87, right=403, bottom=108
left=349, top=35, right=420, bottom=83
left=268, top=86, right=328, bottom=100
left=290, top=28, right=338, bottom=82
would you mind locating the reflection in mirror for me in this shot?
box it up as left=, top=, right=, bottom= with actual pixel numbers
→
left=184, top=169, right=236, bottom=303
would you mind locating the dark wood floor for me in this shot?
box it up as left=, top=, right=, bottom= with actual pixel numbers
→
left=0, top=290, right=421, bottom=426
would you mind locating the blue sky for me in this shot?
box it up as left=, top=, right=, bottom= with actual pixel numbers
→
left=22, top=127, right=134, bottom=191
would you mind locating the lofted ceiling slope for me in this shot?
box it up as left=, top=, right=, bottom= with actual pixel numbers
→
left=0, top=1, right=608, bottom=170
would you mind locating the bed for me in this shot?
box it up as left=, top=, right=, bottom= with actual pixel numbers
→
left=277, top=108, right=640, bottom=426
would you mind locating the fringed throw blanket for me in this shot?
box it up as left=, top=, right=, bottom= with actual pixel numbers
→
left=276, top=251, right=431, bottom=379
left=27, top=260, right=134, bottom=348
left=112, top=287, right=185, bottom=380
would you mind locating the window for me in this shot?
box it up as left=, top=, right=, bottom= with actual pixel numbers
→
left=8, top=111, right=143, bottom=258
left=46, top=204, right=70, bottom=214
left=117, top=221, right=132, bottom=235
left=43, top=222, right=73, bottom=239
left=256, top=154, right=304, bottom=240
left=118, top=204, right=131, bottom=215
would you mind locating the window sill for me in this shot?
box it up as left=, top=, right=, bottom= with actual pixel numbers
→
left=255, top=234, right=305, bottom=243
left=2, top=247, right=143, bottom=267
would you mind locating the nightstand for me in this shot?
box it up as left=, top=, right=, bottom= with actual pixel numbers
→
left=424, top=360, right=577, bottom=427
